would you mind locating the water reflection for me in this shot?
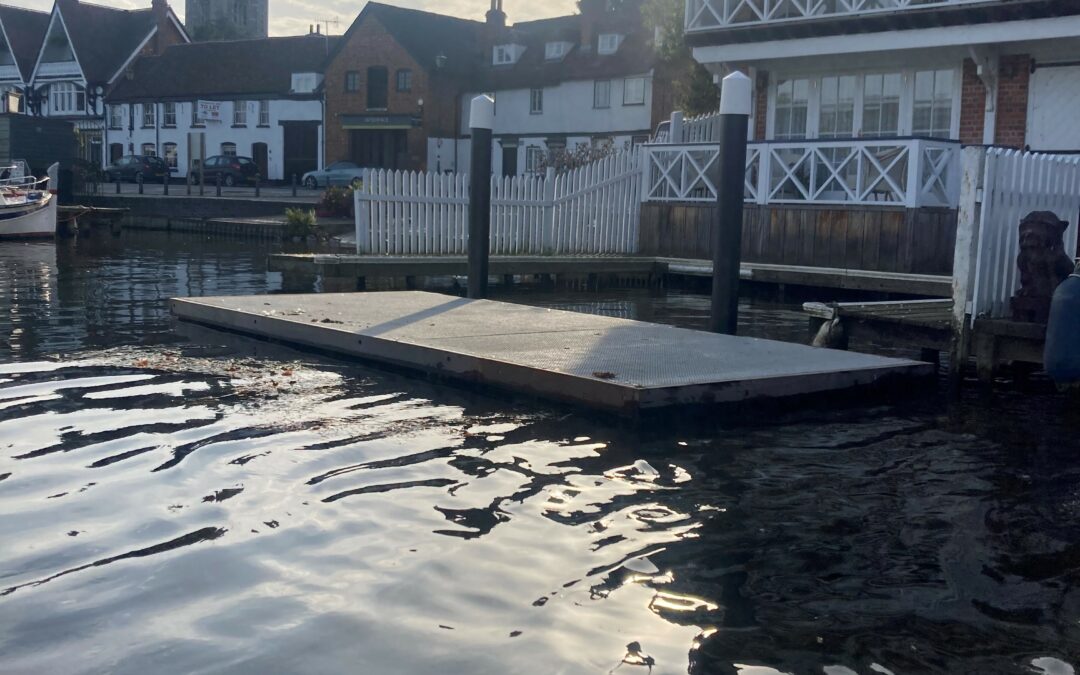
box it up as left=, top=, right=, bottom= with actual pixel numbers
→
left=0, top=233, right=1078, bottom=674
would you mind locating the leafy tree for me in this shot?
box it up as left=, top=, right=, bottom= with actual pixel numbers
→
left=642, top=0, right=718, bottom=116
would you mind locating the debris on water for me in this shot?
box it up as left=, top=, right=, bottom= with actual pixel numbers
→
left=622, top=556, right=659, bottom=575
left=509, top=630, right=522, bottom=638
left=593, top=371, right=617, bottom=379
left=614, top=641, right=655, bottom=671
left=632, top=459, right=659, bottom=476
left=319, top=318, right=344, bottom=324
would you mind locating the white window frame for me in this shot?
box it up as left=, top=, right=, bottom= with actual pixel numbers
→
left=233, top=100, right=247, bottom=126
left=597, top=33, right=623, bottom=55
left=163, top=142, right=178, bottom=168
left=545, top=42, right=568, bottom=60
left=221, top=142, right=237, bottom=157
left=141, top=143, right=156, bottom=157
left=108, top=104, right=124, bottom=129
left=163, top=102, right=177, bottom=127
left=142, top=103, right=156, bottom=128
left=525, top=145, right=544, bottom=173
left=623, top=77, right=646, bottom=106
left=766, top=66, right=962, bottom=141
left=50, top=82, right=81, bottom=114
left=493, top=45, right=517, bottom=65
left=258, top=100, right=269, bottom=126
left=593, top=80, right=612, bottom=109
left=530, top=88, right=543, bottom=114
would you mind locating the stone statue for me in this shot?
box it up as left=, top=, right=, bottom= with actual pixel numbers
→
left=1011, top=210, right=1075, bottom=323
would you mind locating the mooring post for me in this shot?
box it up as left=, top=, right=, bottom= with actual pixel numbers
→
left=137, top=172, right=144, bottom=195
left=115, top=177, right=120, bottom=194
left=255, top=172, right=261, bottom=198
left=163, top=171, right=169, bottom=196
left=709, top=71, right=752, bottom=335
left=186, top=171, right=192, bottom=196
left=292, top=173, right=298, bottom=197
left=467, top=94, right=494, bottom=299
left=199, top=164, right=205, bottom=196
left=216, top=173, right=222, bottom=197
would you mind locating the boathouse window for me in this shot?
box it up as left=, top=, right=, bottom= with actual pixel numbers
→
left=530, top=88, right=543, bottom=114
left=396, top=69, right=412, bottom=93
left=141, top=143, right=156, bottom=157
left=163, top=142, right=177, bottom=169
left=108, top=104, right=123, bottom=129
left=163, top=102, right=177, bottom=127
left=345, top=71, right=360, bottom=92
left=861, top=73, right=902, bottom=137
left=913, top=69, right=954, bottom=138
left=258, top=100, right=269, bottom=126
left=221, top=142, right=236, bottom=156
left=623, top=77, right=645, bottom=106
left=367, top=67, right=388, bottom=110
left=50, top=82, right=83, bottom=114
left=773, top=78, right=809, bottom=140
left=593, top=80, right=611, bottom=109
left=142, top=103, right=156, bottom=128
left=818, top=75, right=856, bottom=138
left=233, top=100, right=247, bottom=126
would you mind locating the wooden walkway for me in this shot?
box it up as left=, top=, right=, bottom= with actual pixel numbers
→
left=171, top=291, right=932, bottom=415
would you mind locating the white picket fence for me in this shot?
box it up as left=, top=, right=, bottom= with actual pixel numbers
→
left=968, top=148, right=1080, bottom=321
left=356, top=149, right=641, bottom=255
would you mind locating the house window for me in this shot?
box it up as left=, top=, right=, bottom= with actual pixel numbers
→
left=142, top=103, right=156, bottom=127
left=818, top=75, right=856, bottom=138
left=623, top=77, right=645, bottom=106
left=141, top=143, right=156, bottom=157
left=163, top=142, right=177, bottom=169
left=50, top=82, right=82, bottom=114
left=396, top=69, right=412, bottom=92
left=345, top=71, right=360, bottom=92
left=163, top=102, right=177, bottom=127
left=530, top=88, right=543, bottom=114
left=192, top=100, right=204, bottom=127
left=593, top=80, right=611, bottom=109
left=773, top=78, right=809, bottom=140
left=913, top=69, right=954, bottom=138
left=545, top=42, right=568, bottom=60
left=367, top=66, right=388, bottom=109
left=493, top=45, right=516, bottom=65
left=233, top=100, right=247, bottom=126
left=598, top=34, right=622, bottom=55
left=526, top=146, right=544, bottom=173
left=108, top=104, right=124, bottom=129
left=221, top=142, right=236, bottom=157
left=258, top=100, right=269, bottom=126
left=862, top=72, right=902, bottom=137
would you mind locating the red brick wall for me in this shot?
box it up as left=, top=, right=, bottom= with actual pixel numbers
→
left=959, top=58, right=985, bottom=145
left=754, top=70, right=768, bottom=141
left=324, top=14, right=459, bottom=170
left=995, top=54, right=1031, bottom=149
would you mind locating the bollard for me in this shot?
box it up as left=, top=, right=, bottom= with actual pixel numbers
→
left=216, top=173, right=221, bottom=197
left=291, top=173, right=297, bottom=197
left=709, top=71, right=752, bottom=336
left=163, top=171, right=169, bottom=196
left=467, top=94, right=495, bottom=300
left=255, top=172, right=260, bottom=198
left=186, top=172, right=191, bottom=196
left=137, top=172, right=144, bottom=195
left=115, top=178, right=120, bottom=194
left=199, top=166, right=205, bottom=196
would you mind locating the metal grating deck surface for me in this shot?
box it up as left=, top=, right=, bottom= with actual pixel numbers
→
left=171, top=291, right=933, bottom=413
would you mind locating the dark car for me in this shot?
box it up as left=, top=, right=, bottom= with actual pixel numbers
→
left=104, top=155, right=171, bottom=183
left=196, top=155, right=259, bottom=187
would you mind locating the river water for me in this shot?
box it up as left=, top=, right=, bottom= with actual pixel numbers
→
left=1, top=231, right=1078, bottom=674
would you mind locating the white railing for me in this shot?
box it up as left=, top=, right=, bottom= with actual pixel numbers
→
left=643, top=138, right=961, bottom=208
left=686, top=0, right=992, bottom=31
left=969, top=149, right=1080, bottom=321
left=356, top=149, right=642, bottom=255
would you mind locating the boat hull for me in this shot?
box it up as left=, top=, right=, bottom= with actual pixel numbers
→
left=0, top=194, right=56, bottom=239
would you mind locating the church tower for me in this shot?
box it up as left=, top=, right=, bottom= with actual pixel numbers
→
left=185, top=0, right=268, bottom=41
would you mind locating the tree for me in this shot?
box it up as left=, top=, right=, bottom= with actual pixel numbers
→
left=642, top=0, right=718, bottom=116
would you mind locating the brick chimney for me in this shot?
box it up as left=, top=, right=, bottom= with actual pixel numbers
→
left=579, top=0, right=605, bottom=51
left=485, top=0, right=506, bottom=42
left=151, top=0, right=171, bottom=54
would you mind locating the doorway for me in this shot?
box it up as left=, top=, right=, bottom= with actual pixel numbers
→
left=501, top=144, right=518, bottom=177
left=348, top=129, right=408, bottom=169
left=252, top=142, right=268, bottom=179
left=282, top=123, right=319, bottom=181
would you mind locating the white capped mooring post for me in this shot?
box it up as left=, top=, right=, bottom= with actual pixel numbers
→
left=710, top=71, right=752, bottom=335
left=468, top=94, right=495, bottom=299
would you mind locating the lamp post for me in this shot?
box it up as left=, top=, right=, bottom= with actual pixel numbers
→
left=467, top=94, right=494, bottom=300
left=709, top=71, right=752, bottom=335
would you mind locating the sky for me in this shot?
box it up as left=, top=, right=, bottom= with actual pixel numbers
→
left=2, top=0, right=579, bottom=35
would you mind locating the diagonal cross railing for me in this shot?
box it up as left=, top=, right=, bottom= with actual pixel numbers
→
left=686, top=0, right=994, bottom=31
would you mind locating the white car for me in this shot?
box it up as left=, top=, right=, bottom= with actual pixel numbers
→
left=302, top=161, right=366, bottom=189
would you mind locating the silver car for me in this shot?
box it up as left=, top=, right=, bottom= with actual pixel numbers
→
left=302, top=161, right=366, bottom=189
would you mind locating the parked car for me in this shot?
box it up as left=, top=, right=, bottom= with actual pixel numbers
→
left=104, top=155, right=171, bottom=183
left=302, top=161, right=366, bottom=189
left=196, top=155, right=260, bottom=187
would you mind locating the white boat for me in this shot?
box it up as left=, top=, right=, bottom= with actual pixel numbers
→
left=0, top=161, right=57, bottom=239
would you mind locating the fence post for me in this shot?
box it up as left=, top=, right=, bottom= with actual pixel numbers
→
left=468, top=95, right=494, bottom=299
left=669, top=111, right=684, bottom=144
left=949, top=146, right=988, bottom=385
left=137, top=172, right=144, bottom=195
left=905, top=139, right=922, bottom=208
left=115, top=177, right=120, bottom=194
left=215, top=173, right=221, bottom=197
left=756, top=145, right=770, bottom=206
left=291, top=173, right=297, bottom=197
left=199, top=164, right=205, bottom=196
left=255, top=172, right=260, bottom=198
left=710, top=72, right=751, bottom=336
left=163, top=171, right=169, bottom=196
left=186, top=171, right=191, bottom=196
left=542, top=166, right=556, bottom=254
left=356, top=169, right=370, bottom=254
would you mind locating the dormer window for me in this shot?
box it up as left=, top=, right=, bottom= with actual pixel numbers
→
left=597, top=33, right=623, bottom=55
left=493, top=44, right=523, bottom=66
left=545, top=41, right=570, bottom=61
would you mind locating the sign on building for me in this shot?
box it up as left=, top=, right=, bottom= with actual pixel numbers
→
left=197, top=100, right=222, bottom=123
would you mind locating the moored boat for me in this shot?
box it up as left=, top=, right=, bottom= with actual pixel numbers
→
left=0, top=161, right=57, bottom=239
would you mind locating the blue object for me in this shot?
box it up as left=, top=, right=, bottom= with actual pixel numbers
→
left=1044, top=272, right=1080, bottom=384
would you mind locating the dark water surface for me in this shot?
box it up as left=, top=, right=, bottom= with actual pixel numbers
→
left=1, top=232, right=1079, bottom=674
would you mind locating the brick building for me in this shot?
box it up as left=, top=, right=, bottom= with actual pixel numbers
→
left=685, top=0, right=1080, bottom=151
left=322, top=3, right=481, bottom=172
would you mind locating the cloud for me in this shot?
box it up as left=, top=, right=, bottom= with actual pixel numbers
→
left=2, top=0, right=579, bottom=35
